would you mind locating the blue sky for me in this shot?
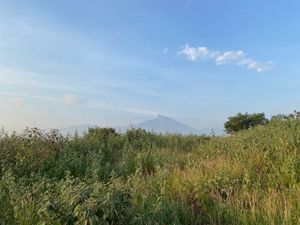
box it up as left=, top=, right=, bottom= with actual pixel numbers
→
left=1, top=0, right=300, bottom=131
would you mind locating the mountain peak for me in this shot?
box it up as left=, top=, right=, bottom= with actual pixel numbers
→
left=117, top=114, right=203, bottom=135
left=155, top=114, right=170, bottom=120
left=54, top=115, right=213, bottom=136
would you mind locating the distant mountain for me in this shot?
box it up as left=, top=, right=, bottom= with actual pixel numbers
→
left=52, top=115, right=216, bottom=136
left=116, top=114, right=207, bottom=135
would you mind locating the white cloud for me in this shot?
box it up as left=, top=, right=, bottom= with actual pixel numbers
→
left=179, top=44, right=274, bottom=72
left=162, top=48, right=168, bottom=54
left=180, top=44, right=198, bottom=61
left=62, top=94, right=87, bottom=105
left=215, top=50, right=245, bottom=65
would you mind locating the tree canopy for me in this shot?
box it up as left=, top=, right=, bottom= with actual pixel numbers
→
left=224, top=112, right=269, bottom=134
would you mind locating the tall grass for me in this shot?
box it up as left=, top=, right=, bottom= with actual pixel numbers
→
left=0, top=121, right=299, bottom=224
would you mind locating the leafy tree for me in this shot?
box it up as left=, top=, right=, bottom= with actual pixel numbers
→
left=224, top=112, right=268, bottom=134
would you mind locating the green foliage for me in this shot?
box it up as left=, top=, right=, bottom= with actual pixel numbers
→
left=1, top=121, right=300, bottom=224
left=224, top=112, right=269, bottom=133
left=271, top=110, right=300, bottom=121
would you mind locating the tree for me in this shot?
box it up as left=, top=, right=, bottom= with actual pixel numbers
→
left=224, top=112, right=268, bottom=134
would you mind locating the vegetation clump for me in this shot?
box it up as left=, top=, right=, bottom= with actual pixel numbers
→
left=0, top=120, right=300, bottom=224
left=224, top=112, right=268, bottom=133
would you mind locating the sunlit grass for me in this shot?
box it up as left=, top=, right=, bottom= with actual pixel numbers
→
left=0, top=121, right=300, bottom=224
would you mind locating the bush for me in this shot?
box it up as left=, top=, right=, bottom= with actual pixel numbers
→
left=224, top=112, right=269, bottom=133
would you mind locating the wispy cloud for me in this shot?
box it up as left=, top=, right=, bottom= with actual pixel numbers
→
left=0, top=15, right=151, bottom=74
left=0, top=67, right=74, bottom=92
left=89, top=101, right=157, bottom=116
left=0, top=92, right=57, bottom=102
left=62, top=94, right=88, bottom=105
left=13, top=97, right=26, bottom=108
left=179, top=44, right=274, bottom=72
left=0, top=65, right=159, bottom=117
left=162, top=48, right=168, bottom=54
left=0, top=91, right=156, bottom=116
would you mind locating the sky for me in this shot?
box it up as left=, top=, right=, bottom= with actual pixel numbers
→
left=1, top=0, right=300, bottom=132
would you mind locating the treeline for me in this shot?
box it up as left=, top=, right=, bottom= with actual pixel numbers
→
left=224, top=110, right=300, bottom=133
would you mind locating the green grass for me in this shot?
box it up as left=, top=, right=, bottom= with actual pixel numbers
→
left=0, top=120, right=300, bottom=224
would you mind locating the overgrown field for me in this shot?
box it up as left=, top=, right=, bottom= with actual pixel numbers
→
left=0, top=120, right=300, bottom=224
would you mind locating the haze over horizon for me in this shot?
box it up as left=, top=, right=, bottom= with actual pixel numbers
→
left=1, top=0, right=300, bottom=132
